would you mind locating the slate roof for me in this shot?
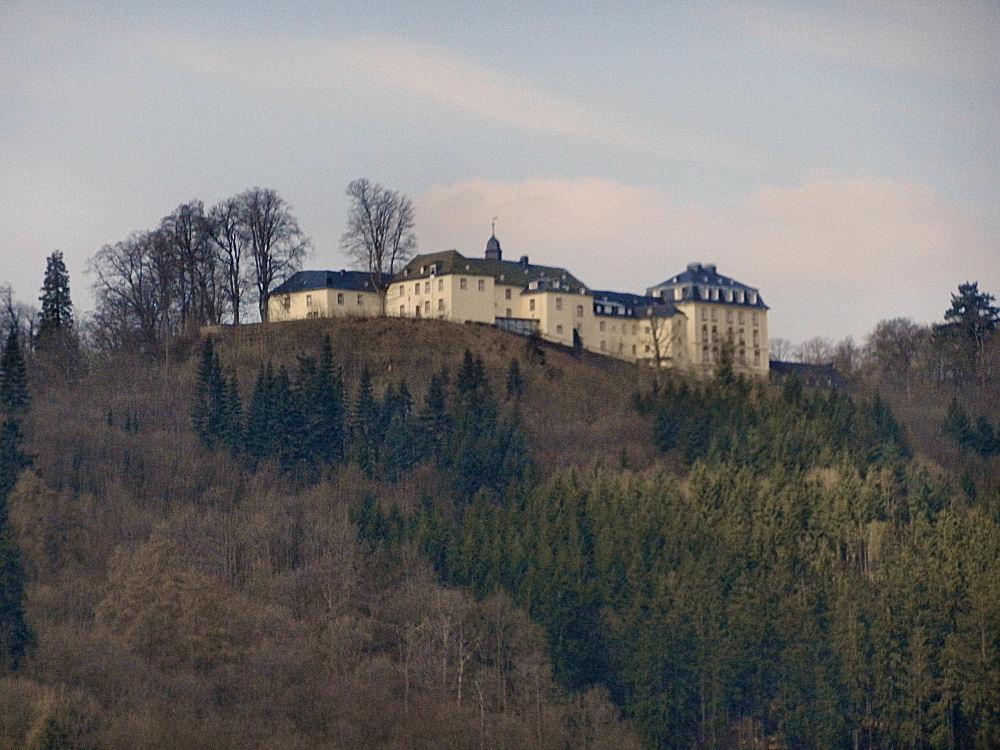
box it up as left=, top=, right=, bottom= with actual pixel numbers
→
left=647, top=262, right=767, bottom=308
left=395, top=250, right=589, bottom=293
left=591, top=290, right=681, bottom=319
left=270, top=270, right=375, bottom=295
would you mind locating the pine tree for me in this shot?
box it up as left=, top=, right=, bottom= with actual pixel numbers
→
left=37, top=250, right=73, bottom=339
left=0, top=328, right=29, bottom=413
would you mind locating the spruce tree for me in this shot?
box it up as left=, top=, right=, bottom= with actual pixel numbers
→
left=191, top=337, right=227, bottom=447
left=0, top=417, right=32, bottom=671
left=37, top=250, right=73, bottom=339
left=0, top=328, right=29, bottom=413
left=349, top=369, right=379, bottom=474
left=417, top=369, right=451, bottom=461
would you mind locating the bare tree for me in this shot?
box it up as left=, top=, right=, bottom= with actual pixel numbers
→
left=769, top=337, right=793, bottom=362
left=208, top=197, right=250, bottom=325
left=795, top=336, right=834, bottom=364
left=866, top=317, right=929, bottom=397
left=239, top=188, right=309, bottom=322
left=89, top=230, right=175, bottom=354
left=341, top=178, right=416, bottom=313
left=0, top=285, right=35, bottom=342
left=160, top=201, right=221, bottom=330
left=645, top=306, right=681, bottom=391
left=832, top=336, right=863, bottom=381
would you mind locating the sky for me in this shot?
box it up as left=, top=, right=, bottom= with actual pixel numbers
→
left=2, top=1, right=998, bottom=346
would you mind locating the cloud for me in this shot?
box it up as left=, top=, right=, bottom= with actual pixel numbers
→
left=722, top=1, right=1000, bottom=81
left=137, top=32, right=729, bottom=161
left=415, top=175, right=999, bottom=343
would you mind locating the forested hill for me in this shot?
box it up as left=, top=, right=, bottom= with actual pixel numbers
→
left=2, top=315, right=999, bottom=749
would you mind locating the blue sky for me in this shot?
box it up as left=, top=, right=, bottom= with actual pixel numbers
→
left=2, top=1, right=998, bottom=345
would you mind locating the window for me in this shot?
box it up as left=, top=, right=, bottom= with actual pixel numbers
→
left=337, top=293, right=344, bottom=305
left=424, top=300, right=430, bottom=314
left=357, top=294, right=363, bottom=305
left=529, top=299, right=536, bottom=312
left=460, top=278, right=467, bottom=290
left=701, top=308, right=707, bottom=321
left=711, top=308, right=717, bottom=322
left=438, top=298, right=444, bottom=311
left=424, top=281, right=430, bottom=294
left=576, top=305, right=583, bottom=318
left=505, top=288, right=512, bottom=300
left=505, top=308, right=512, bottom=317
left=600, top=340, right=606, bottom=351
left=753, top=313, right=758, bottom=327
left=415, top=283, right=420, bottom=295
left=555, top=297, right=562, bottom=311
left=478, top=279, right=485, bottom=292
left=727, top=311, right=733, bottom=323
left=738, top=311, right=744, bottom=325
left=306, top=294, right=312, bottom=306
left=438, top=278, right=443, bottom=292
left=754, top=351, right=761, bottom=366
left=599, top=320, right=606, bottom=332
left=399, top=305, right=405, bottom=315
left=400, top=286, right=405, bottom=297
left=632, top=344, right=637, bottom=355
left=556, top=324, right=563, bottom=334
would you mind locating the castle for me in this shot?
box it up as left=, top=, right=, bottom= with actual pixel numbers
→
left=268, top=234, right=769, bottom=378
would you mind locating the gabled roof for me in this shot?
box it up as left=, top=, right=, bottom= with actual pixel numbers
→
left=647, top=262, right=767, bottom=308
left=270, top=270, right=375, bottom=295
left=591, top=290, right=682, bottom=319
left=395, top=250, right=589, bottom=293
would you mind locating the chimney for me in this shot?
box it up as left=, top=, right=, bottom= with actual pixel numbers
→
left=519, top=255, right=529, bottom=269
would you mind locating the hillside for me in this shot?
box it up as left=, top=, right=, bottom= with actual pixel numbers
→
left=2, top=318, right=647, bottom=749
left=2, top=316, right=998, bottom=749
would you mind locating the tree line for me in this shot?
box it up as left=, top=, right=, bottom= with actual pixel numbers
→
left=89, top=188, right=309, bottom=354
left=776, top=281, right=1000, bottom=393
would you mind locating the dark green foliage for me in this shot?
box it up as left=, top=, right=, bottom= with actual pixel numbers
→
left=442, top=351, right=532, bottom=502
left=349, top=369, right=379, bottom=474
left=37, top=250, right=74, bottom=338
left=651, top=376, right=908, bottom=472
left=416, top=369, right=451, bottom=461
left=191, top=337, right=237, bottom=450
left=0, top=416, right=32, bottom=672
left=934, top=281, right=999, bottom=383
left=944, top=398, right=1000, bottom=458
left=0, top=328, right=29, bottom=413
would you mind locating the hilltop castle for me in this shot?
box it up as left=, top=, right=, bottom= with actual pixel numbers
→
left=268, top=234, right=769, bottom=378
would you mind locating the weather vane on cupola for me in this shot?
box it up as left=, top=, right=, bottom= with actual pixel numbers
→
left=485, top=217, right=502, bottom=261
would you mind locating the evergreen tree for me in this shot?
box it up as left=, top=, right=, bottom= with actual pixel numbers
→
left=37, top=250, right=73, bottom=339
left=417, top=369, right=451, bottom=461
left=0, top=328, right=29, bottom=413
left=245, top=363, right=281, bottom=464
left=935, top=281, right=999, bottom=382
left=191, top=337, right=227, bottom=447
left=349, top=369, right=379, bottom=474
left=0, top=417, right=32, bottom=671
